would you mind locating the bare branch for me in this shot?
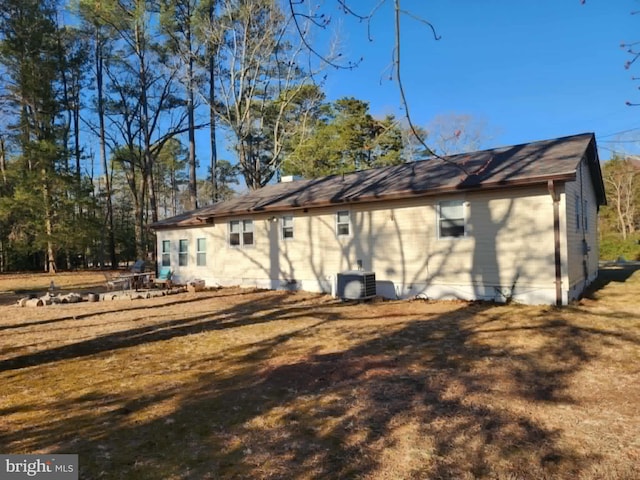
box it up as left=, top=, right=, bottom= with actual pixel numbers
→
left=288, top=0, right=361, bottom=70
left=398, top=9, right=441, bottom=41
left=392, top=0, right=469, bottom=174
left=337, top=0, right=386, bottom=42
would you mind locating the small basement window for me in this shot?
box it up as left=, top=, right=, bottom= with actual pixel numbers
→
left=438, top=200, right=466, bottom=238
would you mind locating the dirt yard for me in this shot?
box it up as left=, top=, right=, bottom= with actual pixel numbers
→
left=0, top=268, right=639, bottom=479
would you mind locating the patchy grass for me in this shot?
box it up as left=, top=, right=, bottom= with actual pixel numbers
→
left=0, top=268, right=639, bottom=479
left=0, top=270, right=111, bottom=298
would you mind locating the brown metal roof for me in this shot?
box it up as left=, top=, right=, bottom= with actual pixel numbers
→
left=152, top=132, right=605, bottom=230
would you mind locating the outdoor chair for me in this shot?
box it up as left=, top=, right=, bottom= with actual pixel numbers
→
left=130, top=259, right=146, bottom=273
left=153, top=267, right=172, bottom=289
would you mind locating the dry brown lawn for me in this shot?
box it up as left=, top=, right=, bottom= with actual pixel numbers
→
left=0, top=268, right=639, bottom=479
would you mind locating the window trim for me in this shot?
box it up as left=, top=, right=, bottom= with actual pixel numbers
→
left=161, top=240, right=171, bottom=267
left=281, top=215, right=294, bottom=240
left=242, top=219, right=254, bottom=247
left=229, top=220, right=241, bottom=247
left=196, top=237, right=206, bottom=266
left=336, top=210, right=351, bottom=237
left=178, top=239, right=189, bottom=266
left=228, top=219, right=255, bottom=248
left=437, top=199, right=467, bottom=239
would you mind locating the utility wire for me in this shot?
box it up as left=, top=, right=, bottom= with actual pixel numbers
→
left=599, top=127, right=640, bottom=138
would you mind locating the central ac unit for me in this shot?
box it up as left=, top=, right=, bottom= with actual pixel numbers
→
left=336, top=271, right=376, bottom=300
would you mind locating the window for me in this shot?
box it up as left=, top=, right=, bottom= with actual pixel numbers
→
left=229, top=221, right=241, bottom=246
left=438, top=200, right=466, bottom=238
left=336, top=210, right=350, bottom=236
left=196, top=238, right=206, bottom=266
left=243, top=220, right=254, bottom=246
left=282, top=216, right=294, bottom=239
left=161, top=240, right=171, bottom=267
left=179, top=239, right=188, bottom=266
left=229, top=220, right=254, bottom=247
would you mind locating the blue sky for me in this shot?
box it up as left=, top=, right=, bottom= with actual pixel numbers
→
left=312, top=0, right=639, bottom=161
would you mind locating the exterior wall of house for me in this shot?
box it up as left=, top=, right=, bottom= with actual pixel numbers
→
left=156, top=184, right=574, bottom=304
left=463, top=186, right=558, bottom=304
left=157, top=226, right=219, bottom=287
left=564, top=157, right=600, bottom=301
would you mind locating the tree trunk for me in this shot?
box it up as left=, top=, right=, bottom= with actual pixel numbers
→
left=73, top=87, right=82, bottom=206
left=136, top=20, right=155, bottom=255
left=96, top=30, right=117, bottom=268
left=209, top=3, right=218, bottom=203
left=42, top=169, right=56, bottom=273
left=617, top=189, right=628, bottom=240
left=134, top=183, right=145, bottom=260
left=171, top=166, right=178, bottom=216
left=187, top=21, right=197, bottom=210
left=0, top=136, right=6, bottom=184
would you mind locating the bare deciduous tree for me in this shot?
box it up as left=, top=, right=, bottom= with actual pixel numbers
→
left=207, top=0, right=334, bottom=189
left=603, top=157, right=639, bottom=240
left=425, top=113, right=495, bottom=156
left=93, top=0, right=191, bottom=257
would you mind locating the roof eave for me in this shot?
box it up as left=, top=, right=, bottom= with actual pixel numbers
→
left=150, top=172, right=577, bottom=230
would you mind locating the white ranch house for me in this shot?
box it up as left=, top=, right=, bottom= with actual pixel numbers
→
left=151, top=132, right=606, bottom=305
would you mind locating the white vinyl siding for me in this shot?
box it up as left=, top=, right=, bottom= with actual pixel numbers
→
left=583, top=199, right=588, bottom=231
left=565, top=159, right=599, bottom=294
left=155, top=184, right=563, bottom=304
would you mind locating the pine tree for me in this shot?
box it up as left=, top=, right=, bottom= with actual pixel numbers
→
left=0, top=0, right=66, bottom=271
left=282, top=97, right=405, bottom=179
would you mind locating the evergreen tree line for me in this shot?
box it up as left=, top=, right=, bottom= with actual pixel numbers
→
left=0, top=0, right=443, bottom=272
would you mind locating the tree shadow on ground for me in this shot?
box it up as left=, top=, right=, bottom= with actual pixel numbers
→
left=0, top=291, right=336, bottom=372
left=0, top=288, right=267, bottom=332
left=3, top=293, right=637, bottom=479
left=582, top=264, right=640, bottom=300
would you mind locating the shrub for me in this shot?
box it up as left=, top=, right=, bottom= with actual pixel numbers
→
left=599, top=233, right=640, bottom=261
